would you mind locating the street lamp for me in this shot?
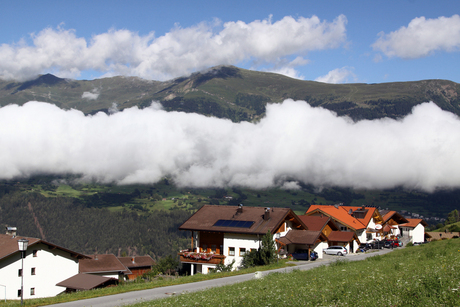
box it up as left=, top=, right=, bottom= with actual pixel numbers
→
left=17, top=238, right=28, bottom=306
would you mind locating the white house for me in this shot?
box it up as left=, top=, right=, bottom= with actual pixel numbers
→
left=0, top=233, right=89, bottom=301
left=399, top=218, right=428, bottom=243
left=178, top=204, right=307, bottom=274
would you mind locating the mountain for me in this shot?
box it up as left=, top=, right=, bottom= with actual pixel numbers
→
left=1, top=66, right=458, bottom=258
left=1, top=65, right=459, bottom=121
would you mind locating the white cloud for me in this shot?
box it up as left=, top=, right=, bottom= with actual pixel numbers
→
left=0, top=15, right=347, bottom=81
left=372, top=15, right=460, bottom=59
left=1, top=99, right=460, bottom=192
left=315, top=67, right=355, bottom=83
left=264, top=56, right=309, bottom=79
left=81, top=89, right=100, bottom=100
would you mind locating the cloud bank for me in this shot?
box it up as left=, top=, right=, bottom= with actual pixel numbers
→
left=0, top=15, right=347, bottom=82
left=373, top=15, right=460, bottom=59
left=1, top=100, right=460, bottom=192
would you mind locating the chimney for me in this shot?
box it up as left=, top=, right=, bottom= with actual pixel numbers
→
left=264, top=208, right=270, bottom=221
left=237, top=204, right=243, bottom=213
left=131, top=257, right=135, bottom=264
left=5, top=226, right=17, bottom=236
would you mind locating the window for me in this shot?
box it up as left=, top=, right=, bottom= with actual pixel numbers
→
left=340, top=226, right=347, bottom=231
left=31, top=267, right=36, bottom=275
left=211, top=245, right=216, bottom=253
left=17, top=289, right=21, bottom=297
left=18, top=269, right=22, bottom=277
left=33, top=250, right=37, bottom=257
left=30, top=288, right=35, bottom=296
left=228, top=247, right=235, bottom=256
left=239, top=248, right=246, bottom=256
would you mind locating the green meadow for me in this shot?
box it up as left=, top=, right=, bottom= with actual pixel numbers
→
left=132, top=239, right=460, bottom=307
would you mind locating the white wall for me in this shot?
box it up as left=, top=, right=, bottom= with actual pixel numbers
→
left=223, top=233, right=260, bottom=269
left=409, top=224, right=425, bottom=243
left=0, top=243, right=79, bottom=300
left=314, top=241, right=328, bottom=259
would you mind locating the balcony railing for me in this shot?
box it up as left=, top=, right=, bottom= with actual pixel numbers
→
left=178, top=250, right=226, bottom=264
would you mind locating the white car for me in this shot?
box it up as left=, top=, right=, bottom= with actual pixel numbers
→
left=323, top=246, right=348, bottom=256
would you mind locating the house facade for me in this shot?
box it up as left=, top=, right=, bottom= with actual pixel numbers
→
left=380, top=210, right=409, bottom=238
left=118, top=256, right=155, bottom=280
left=178, top=204, right=307, bottom=274
left=305, top=205, right=385, bottom=252
left=399, top=219, right=428, bottom=243
left=0, top=234, right=89, bottom=300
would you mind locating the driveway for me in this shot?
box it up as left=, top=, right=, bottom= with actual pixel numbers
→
left=50, top=248, right=394, bottom=307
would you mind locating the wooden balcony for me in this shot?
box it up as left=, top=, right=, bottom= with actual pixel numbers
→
left=178, top=251, right=226, bottom=265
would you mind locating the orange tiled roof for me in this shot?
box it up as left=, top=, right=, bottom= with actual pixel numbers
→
left=399, top=218, right=428, bottom=228
left=306, top=205, right=368, bottom=230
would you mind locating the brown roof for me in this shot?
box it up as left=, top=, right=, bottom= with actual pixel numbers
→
left=327, top=231, right=356, bottom=243
left=118, top=256, right=155, bottom=269
left=298, top=215, right=337, bottom=231
left=278, top=230, right=324, bottom=245
left=381, top=210, right=409, bottom=224
left=0, top=234, right=89, bottom=261
left=56, top=273, right=117, bottom=290
left=179, top=205, right=306, bottom=235
left=79, top=254, right=130, bottom=274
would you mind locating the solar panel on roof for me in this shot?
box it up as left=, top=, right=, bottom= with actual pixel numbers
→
left=213, top=219, right=254, bottom=228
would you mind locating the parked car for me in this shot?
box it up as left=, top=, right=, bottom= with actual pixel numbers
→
left=291, top=249, right=309, bottom=260
left=358, top=243, right=371, bottom=252
left=383, top=240, right=398, bottom=248
left=323, top=246, right=347, bottom=256
left=310, top=251, right=318, bottom=261
left=369, top=240, right=385, bottom=249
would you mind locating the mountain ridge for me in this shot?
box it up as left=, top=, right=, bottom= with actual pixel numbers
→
left=1, top=66, right=459, bottom=122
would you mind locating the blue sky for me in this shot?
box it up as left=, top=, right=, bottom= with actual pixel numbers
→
left=1, top=0, right=459, bottom=83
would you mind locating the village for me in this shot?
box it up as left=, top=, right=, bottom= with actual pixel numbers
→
left=1, top=202, right=455, bottom=301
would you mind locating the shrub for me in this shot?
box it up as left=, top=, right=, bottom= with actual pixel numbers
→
left=240, top=231, right=277, bottom=268
left=214, top=259, right=235, bottom=273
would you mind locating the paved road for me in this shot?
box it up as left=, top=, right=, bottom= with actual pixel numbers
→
left=50, top=249, right=394, bottom=307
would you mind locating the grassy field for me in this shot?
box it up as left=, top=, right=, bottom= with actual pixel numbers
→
left=0, top=261, right=294, bottom=306
left=129, top=239, right=460, bottom=307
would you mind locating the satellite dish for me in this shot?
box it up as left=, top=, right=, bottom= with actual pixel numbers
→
left=375, top=224, right=382, bottom=230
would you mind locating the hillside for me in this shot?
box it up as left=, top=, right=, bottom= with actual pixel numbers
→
left=1, top=66, right=459, bottom=259
left=1, top=66, right=459, bottom=121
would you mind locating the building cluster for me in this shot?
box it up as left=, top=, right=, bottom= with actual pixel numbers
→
left=0, top=203, right=449, bottom=301
left=178, top=203, right=429, bottom=275
left=0, top=227, right=154, bottom=301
